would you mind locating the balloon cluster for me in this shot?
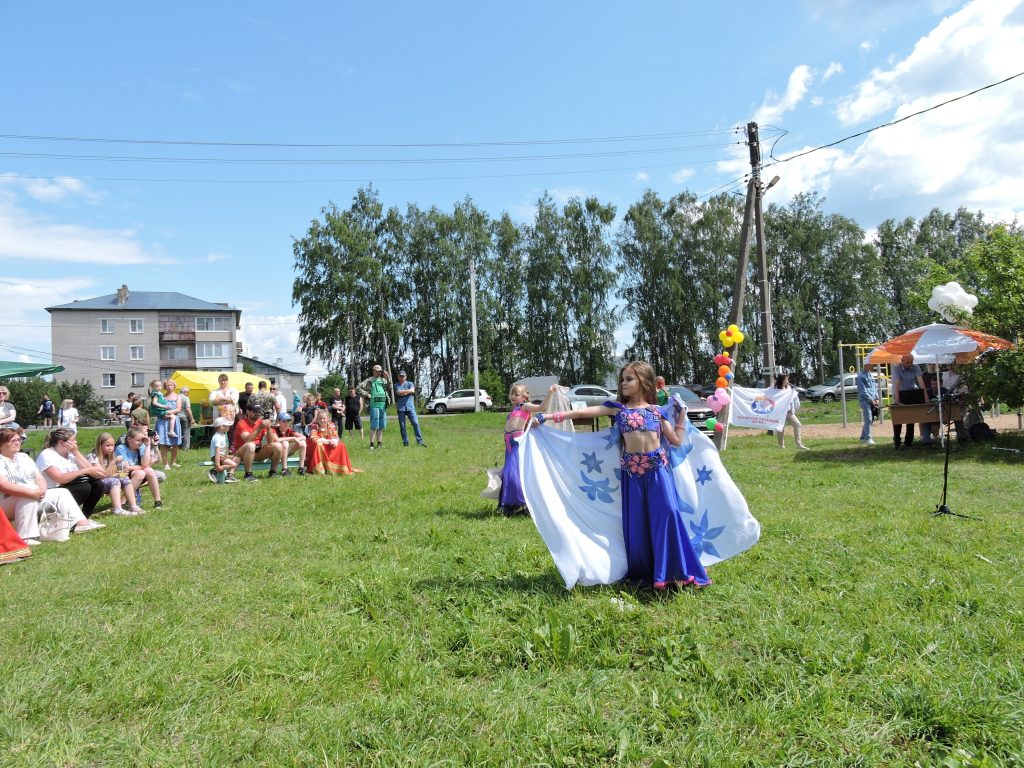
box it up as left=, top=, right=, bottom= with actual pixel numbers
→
left=704, top=324, right=745, bottom=433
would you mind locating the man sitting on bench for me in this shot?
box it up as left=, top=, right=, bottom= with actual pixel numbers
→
left=233, top=402, right=287, bottom=481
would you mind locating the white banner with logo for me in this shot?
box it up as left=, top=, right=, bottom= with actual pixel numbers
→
left=728, top=386, right=798, bottom=431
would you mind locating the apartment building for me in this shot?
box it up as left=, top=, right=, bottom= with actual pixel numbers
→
left=47, top=285, right=241, bottom=411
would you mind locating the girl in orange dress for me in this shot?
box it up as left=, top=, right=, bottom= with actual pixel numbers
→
left=306, top=409, right=359, bottom=475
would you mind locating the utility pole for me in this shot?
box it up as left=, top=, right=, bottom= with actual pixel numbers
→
left=719, top=122, right=764, bottom=450
left=469, top=251, right=481, bottom=412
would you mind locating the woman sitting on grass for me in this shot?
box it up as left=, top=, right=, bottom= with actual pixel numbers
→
left=86, top=432, right=141, bottom=516
left=114, top=428, right=163, bottom=511
left=35, top=429, right=108, bottom=525
left=0, top=427, right=96, bottom=543
left=306, top=408, right=358, bottom=475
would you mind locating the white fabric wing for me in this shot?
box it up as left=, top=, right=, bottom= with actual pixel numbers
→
left=520, top=420, right=759, bottom=589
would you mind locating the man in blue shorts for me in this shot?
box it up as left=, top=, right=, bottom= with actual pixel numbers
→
left=357, top=364, right=393, bottom=450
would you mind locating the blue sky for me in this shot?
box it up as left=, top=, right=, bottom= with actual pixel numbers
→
left=2, top=0, right=1021, bottom=380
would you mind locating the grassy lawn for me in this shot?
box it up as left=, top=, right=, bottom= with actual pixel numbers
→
left=3, top=416, right=1022, bottom=766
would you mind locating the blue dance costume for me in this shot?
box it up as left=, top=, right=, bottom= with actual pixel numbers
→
left=499, top=404, right=529, bottom=513
left=606, top=400, right=710, bottom=589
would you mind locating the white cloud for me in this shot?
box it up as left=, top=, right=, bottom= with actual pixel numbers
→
left=634, top=171, right=650, bottom=182
left=822, top=62, right=844, bottom=82
left=811, top=96, right=825, bottom=107
left=237, top=313, right=312, bottom=376
left=860, top=40, right=875, bottom=52
left=744, top=0, right=1024, bottom=225
left=549, top=187, right=590, bottom=205
left=670, top=167, right=695, bottom=184
left=0, top=276, right=98, bottom=362
left=838, top=0, right=1023, bottom=125
left=755, top=65, right=815, bottom=125
left=0, top=173, right=100, bottom=204
left=0, top=200, right=154, bottom=265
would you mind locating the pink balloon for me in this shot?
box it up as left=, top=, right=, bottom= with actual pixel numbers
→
left=709, top=400, right=724, bottom=414
left=715, top=387, right=730, bottom=400
left=714, top=422, right=725, bottom=432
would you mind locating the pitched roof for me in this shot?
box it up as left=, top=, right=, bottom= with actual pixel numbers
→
left=46, top=291, right=239, bottom=313
left=237, top=354, right=302, bottom=375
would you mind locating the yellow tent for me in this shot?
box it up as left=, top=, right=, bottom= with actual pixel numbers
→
left=171, top=370, right=270, bottom=423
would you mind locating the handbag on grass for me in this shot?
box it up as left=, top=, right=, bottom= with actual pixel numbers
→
left=37, top=500, right=76, bottom=542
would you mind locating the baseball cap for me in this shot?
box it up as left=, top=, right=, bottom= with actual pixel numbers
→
left=398, top=370, right=407, bottom=376
left=277, top=411, right=292, bottom=421
left=213, top=417, right=233, bottom=427
left=372, top=364, right=383, bottom=372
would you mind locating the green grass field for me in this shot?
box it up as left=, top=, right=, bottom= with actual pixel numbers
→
left=3, top=416, right=1022, bottom=767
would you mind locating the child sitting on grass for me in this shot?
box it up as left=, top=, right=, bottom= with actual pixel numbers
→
left=208, top=417, right=239, bottom=483
left=86, top=432, right=140, bottom=516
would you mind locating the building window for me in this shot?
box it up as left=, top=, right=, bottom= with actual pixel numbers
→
left=196, top=342, right=227, bottom=358
left=165, top=345, right=190, bottom=361
left=102, top=373, right=116, bottom=388
left=130, top=345, right=144, bottom=361
left=106, top=400, right=118, bottom=414
left=129, top=319, right=144, bottom=334
left=100, top=319, right=114, bottom=334
left=131, top=372, right=144, bottom=387
left=196, top=316, right=230, bottom=332
left=100, top=346, right=116, bottom=361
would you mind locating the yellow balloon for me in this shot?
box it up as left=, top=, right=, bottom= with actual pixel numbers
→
left=723, top=338, right=734, bottom=348
left=735, top=332, right=745, bottom=343
left=723, top=351, right=730, bottom=358
left=728, top=324, right=740, bottom=334
left=719, top=331, right=728, bottom=342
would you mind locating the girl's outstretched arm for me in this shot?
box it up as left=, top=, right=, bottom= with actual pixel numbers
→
left=660, top=416, right=684, bottom=447
left=534, top=404, right=615, bottom=425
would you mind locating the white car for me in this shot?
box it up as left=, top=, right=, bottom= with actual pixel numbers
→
left=426, top=389, right=493, bottom=414
left=565, top=384, right=616, bottom=408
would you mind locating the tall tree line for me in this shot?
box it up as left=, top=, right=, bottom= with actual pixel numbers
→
left=293, top=184, right=1008, bottom=398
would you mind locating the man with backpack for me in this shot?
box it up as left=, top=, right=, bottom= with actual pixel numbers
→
left=356, top=365, right=393, bottom=451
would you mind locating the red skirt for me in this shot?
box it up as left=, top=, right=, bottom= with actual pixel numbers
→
left=306, top=439, right=355, bottom=475
left=0, top=513, right=31, bottom=564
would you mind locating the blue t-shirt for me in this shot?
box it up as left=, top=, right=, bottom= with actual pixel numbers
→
left=114, top=442, right=147, bottom=467
left=893, top=363, right=922, bottom=392
left=395, top=380, right=416, bottom=411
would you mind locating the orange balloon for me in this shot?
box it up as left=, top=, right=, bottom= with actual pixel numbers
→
left=715, top=376, right=729, bottom=389
left=718, top=364, right=731, bottom=376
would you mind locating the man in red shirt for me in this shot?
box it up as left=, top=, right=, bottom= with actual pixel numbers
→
left=233, top=402, right=287, bottom=481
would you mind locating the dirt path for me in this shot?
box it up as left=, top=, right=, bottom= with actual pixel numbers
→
left=727, top=410, right=1023, bottom=440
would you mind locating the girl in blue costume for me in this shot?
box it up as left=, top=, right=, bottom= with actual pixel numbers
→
left=499, top=384, right=544, bottom=516
left=533, top=361, right=709, bottom=589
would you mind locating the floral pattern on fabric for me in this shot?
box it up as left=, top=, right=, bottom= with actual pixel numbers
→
left=620, top=448, right=667, bottom=477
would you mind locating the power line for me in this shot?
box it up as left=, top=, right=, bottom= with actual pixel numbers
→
left=765, top=70, right=1024, bottom=169
left=0, top=128, right=738, bottom=149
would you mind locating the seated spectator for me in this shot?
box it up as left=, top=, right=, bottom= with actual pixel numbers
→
left=208, top=417, right=240, bottom=483
left=35, top=428, right=108, bottom=524
left=58, top=399, right=79, bottom=434
left=272, top=412, right=307, bottom=475
left=86, top=432, right=139, bottom=516
left=301, top=393, right=319, bottom=434
left=115, top=427, right=163, bottom=510
left=233, top=402, right=287, bottom=481
left=0, top=427, right=95, bottom=544
left=306, top=408, right=357, bottom=475
left=247, top=381, right=277, bottom=422
left=0, top=386, right=21, bottom=432
left=128, top=404, right=162, bottom=467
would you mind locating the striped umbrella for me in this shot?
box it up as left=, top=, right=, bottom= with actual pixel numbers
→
left=866, top=323, right=1014, bottom=365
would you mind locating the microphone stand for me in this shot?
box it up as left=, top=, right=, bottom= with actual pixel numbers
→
left=934, top=393, right=978, bottom=520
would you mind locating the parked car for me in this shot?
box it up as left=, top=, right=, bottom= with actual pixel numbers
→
left=565, top=384, right=616, bottom=408
left=667, top=386, right=716, bottom=435
left=805, top=373, right=873, bottom=403
left=426, top=389, right=493, bottom=414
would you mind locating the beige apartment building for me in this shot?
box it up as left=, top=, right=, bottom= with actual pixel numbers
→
left=47, top=285, right=241, bottom=411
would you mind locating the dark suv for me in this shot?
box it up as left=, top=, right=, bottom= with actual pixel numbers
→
left=667, top=386, right=715, bottom=435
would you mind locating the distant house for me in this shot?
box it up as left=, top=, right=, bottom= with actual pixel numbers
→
left=46, top=285, right=241, bottom=412
left=237, top=354, right=306, bottom=402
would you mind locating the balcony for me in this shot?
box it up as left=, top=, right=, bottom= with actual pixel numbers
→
left=159, top=330, right=196, bottom=342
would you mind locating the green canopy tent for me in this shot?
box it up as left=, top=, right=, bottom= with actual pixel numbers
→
left=0, top=361, right=65, bottom=378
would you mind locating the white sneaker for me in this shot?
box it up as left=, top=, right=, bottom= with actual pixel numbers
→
left=26, top=538, right=42, bottom=546
left=164, top=464, right=171, bottom=471
left=865, top=438, right=876, bottom=445
left=112, top=508, right=131, bottom=516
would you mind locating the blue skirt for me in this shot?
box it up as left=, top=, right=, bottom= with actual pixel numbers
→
left=621, top=450, right=710, bottom=588
left=498, top=433, right=526, bottom=509
left=155, top=415, right=182, bottom=446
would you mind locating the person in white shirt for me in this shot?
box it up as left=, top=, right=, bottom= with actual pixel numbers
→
left=209, top=373, right=239, bottom=423
left=36, top=428, right=109, bottom=522
left=1, top=428, right=94, bottom=541
left=58, top=399, right=79, bottom=434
